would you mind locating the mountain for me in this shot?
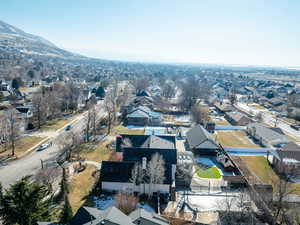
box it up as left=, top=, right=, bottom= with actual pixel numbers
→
left=0, top=20, right=84, bottom=59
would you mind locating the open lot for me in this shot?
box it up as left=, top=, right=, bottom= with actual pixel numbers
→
left=0, top=135, right=46, bottom=158
left=69, top=165, right=98, bottom=213
left=241, top=156, right=300, bottom=195
left=41, top=118, right=70, bottom=131
left=75, top=140, right=112, bottom=162
left=216, top=130, right=260, bottom=148
left=110, top=125, right=145, bottom=135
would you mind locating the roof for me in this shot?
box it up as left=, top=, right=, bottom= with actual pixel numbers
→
left=127, top=109, right=149, bottom=118
left=225, top=111, right=252, bottom=123
left=214, top=102, right=234, bottom=112
left=123, top=147, right=177, bottom=165
left=116, top=134, right=176, bottom=152
left=100, top=161, right=173, bottom=185
left=16, top=107, right=30, bottom=114
left=82, top=206, right=134, bottom=225
left=275, top=149, right=300, bottom=163
left=129, top=208, right=169, bottom=225
left=282, top=142, right=300, bottom=151
left=247, top=123, right=289, bottom=145
left=70, top=206, right=103, bottom=225
left=186, top=125, right=219, bottom=150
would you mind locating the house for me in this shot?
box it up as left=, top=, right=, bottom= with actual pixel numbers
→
left=68, top=206, right=169, bottom=225
left=272, top=142, right=300, bottom=180
left=186, top=125, right=220, bottom=155
left=101, top=134, right=177, bottom=195
left=100, top=161, right=173, bottom=195
left=136, top=90, right=151, bottom=97
left=214, top=102, right=234, bottom=113
left=246, top=123, right=289, bottom=147
left=129, top=208, right=170, bottom=225
left=225, top=111, right=252, bottom=126
left=116, top=134, right=176, bottom=152
left=126, top=106, right=162, bottom=126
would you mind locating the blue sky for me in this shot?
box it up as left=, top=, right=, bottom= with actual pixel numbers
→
left=1, top=0, right=300, bottom=66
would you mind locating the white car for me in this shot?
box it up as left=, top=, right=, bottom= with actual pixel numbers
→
left=37, top=142, right=52, bottom=151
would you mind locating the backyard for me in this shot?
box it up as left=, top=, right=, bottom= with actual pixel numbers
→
left=241, top=156, right=300, bottom=195
left=216, top=130, right=260, bottom=148
left=195, top=165, right=222, bottom=179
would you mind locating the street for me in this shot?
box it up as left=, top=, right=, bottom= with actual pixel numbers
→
left=0, top=101, right=106, bottom=189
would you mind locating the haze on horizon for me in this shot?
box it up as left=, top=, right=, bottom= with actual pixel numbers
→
left=1, top=0, right=300, bottom=67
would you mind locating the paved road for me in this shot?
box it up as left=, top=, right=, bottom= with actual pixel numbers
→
left=0, top=101, right=106, bottom=189
left=236, top=102, right=300, bottom=141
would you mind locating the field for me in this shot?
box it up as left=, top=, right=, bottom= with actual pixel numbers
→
left=76, top=140, right=112, bottom=162
left=68, top=165, right=98, bottom=213
left=0, top=136, right=46, bottom=158
left=41, top=119, right=70, bottom=131
left=110, top=125, right=145, bottom=135
left=196, top=166, right=222, bottom=179
left=216, top=130, right=259, bottom=148
left=241, top=156, right=300, bottom=195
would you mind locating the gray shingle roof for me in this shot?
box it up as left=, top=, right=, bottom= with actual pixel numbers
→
left=82, top=206, right=134, bottom=225
left=129, top=208, right=169, bottom=225
left=247, top=123, right=289, bottom=145
left=186, top=125, right=219, bottom=150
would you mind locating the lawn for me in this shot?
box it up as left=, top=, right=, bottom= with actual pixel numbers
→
left=41, top=119, right=70, bottom=131
left=241, top=156, right=300, bottom=195
left=76, top=140, right=112, bottom=162
left=68, top=165, right=98, bottom=213
left=0, top=136, right=46, bottom=158
left=213, top=119, right=231, bottom=126
left=216, top=130, right=260, bottom=148
left=195, top=166, right=222, bottom=179
left=110, top=125, right=145, bottom=135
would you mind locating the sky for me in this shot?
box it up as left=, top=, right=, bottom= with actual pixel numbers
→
left=1, top=0, right=300, bottom=67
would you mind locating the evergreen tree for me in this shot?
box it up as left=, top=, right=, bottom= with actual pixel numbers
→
left=11, top=78, right=19, bottom=90
left=95, top=86, right=105, bottom=98
left=0, top=176, right=51, bottom=225
left=60, top=195, right=73, bottom=224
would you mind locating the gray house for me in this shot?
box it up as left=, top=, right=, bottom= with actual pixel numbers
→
left=246, top=123, right=289, bottom=147
left=186, top=125, right=220, bottom=155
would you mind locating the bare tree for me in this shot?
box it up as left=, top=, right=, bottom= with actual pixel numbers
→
left=254, top=112, right=263, bottom=122
left=147, top=153, right=166, bottom=198
left=0, top=114, right=10, bottom=153
left=162, top=82, right=176, bottom=99
left=5, top=110, right=21, bottom=156
left=114, top=192, right=139, bottom=215
left=32, top=91, right=47, bottom=129
left=191, top=105, right=210, bottom=125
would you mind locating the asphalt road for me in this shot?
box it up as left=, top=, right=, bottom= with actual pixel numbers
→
left=0, top=101, right=106, bottom=189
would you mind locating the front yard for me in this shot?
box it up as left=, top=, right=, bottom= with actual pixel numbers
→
left=41, top=119, right=70, bottom=131
left=216, top=130, right=260, bottom=148
left=241, top=156, right=300, bottom=195
left=0, top=135, right=46, bottom=158
left=110, top=125, right=145, bottom=135
left=195, top=165, right=222, bottom=179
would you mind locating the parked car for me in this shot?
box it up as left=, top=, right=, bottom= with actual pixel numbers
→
left=37, top=142, right=52, bottom=151
left=65, top=125, right=73, bottom=131
left=290, top=124, right=300, bottom=131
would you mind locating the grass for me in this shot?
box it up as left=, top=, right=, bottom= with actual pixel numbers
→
left=213, top=119, right=230, bottom=125
left=76, top=140, right=112, bottom=162
left=195, top=166, right=222, bottom=179
left=68, top=165, right=97, bottom=213
left=0, top=136, right=46, bottom=158
left=41, top=119, right=70, bottom=131
left=241, top=156, right=300, bottom=195
left=216, top=130, right=260, bottom=148
left=249, top=103, right=265, bottom=110
left=110, top=125, right=145, bottom=135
